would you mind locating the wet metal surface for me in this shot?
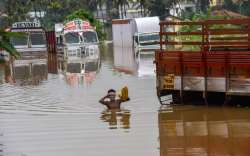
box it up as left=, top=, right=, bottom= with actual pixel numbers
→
left=0, top=45, right=250, bottom=156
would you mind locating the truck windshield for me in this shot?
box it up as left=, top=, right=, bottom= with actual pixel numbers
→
left=30, top=33, right=46, bottom=45
left=11, top=35, right=28, bottom=46
left=65, top=32, right=80, bottom=44
left=134, top=34, right=159, bottom=44
left=82, top=31, right=98, bottom=43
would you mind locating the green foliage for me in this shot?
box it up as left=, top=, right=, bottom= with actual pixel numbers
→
left=175, top=11, right=240, bottom=51
left=239, top=0, right=250, bottom=16
left=223, top=0, right=250, bottom=16
left=1, top=0, right=33, bottom=27
left=64, top=9, right=107, bottom=40
left=0, top=30, right=23, bottom=63
left=223, top=0, right=239, bottom=12
left=39, top=0, right=91, bottom=30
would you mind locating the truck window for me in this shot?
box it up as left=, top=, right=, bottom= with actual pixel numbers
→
left=11, top=34, right=28, bottom=46
left=65, top=32, right=80, bottom=44
left=30, top=33, right=46, bottom=45
left=82, top=31, right=98, bottom=43
left=139, top=34, right=159, bottom=42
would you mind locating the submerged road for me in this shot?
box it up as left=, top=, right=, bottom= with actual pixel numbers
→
left=0, top=45, right=250, bottom=156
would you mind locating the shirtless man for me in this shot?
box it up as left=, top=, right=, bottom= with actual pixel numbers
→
left=99, top=89, right=130, bottom=109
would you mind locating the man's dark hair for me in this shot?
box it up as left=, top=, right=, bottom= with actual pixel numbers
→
left=108, top=89, right=116, bottom=93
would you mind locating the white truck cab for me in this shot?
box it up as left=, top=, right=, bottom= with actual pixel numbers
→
left=55, top=19, right=99, bottom=75
left=10, top=21, right=47, bottom=66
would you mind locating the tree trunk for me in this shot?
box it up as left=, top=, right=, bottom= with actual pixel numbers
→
left=124, top=4, right=126, bottom=18
left=141, top=2, right=143, bottom=16
left=121, top=4, right=123, bottom=18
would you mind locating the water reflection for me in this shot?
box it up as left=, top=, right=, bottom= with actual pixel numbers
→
left=100, top=109, right=131, bottom=129
left=114, top=46, right=138, bottom=74
left=0, top=66, right=4, bottom=84
left=0, top=44, right=159, bottom=156
left=158, top=106, right=250, bottom=156
left=13, top=64, right=48, bottom=86
left=0, top=132, right=3, bottom=156
left=0, top=62, right=48, bottom=86
left=63, top=60, right=100, bottom=86
left=113, top=46, right=155, bottom=77
left=59, top=46, right=101, bottom=86
left=0, top=144, right=2, bottom=156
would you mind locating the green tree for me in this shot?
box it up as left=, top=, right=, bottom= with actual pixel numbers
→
left=39, top=0, right=91, bottom=29
left=222, top=0, right=250, bottom=16
left=223, top=0, right=239, bottom=12
left=176, top=11, right=239, bottom=51
left=65, top=9, right=107, bottom=40
left=148, top=0, right=178, bottom=18
left=88, top=0, right=106, bottom=23
left=0, top=30, right=21, bottom=63
left=133, top=0, right=151, bottom=16
left=1, top=0, right=32, bottom=26
left=198, top=0, right=210, bottom=13
left=112, top=0, right=131, bottom=18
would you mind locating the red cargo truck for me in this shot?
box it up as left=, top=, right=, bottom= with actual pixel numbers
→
left=155, top=19, right=250, bottom=104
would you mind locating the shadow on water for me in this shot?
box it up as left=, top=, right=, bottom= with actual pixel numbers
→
left=0, top=133, right=3, bottom=156
left=158, top=105, right=250, bottom=156
left=100, top=109, right=131, bottom=130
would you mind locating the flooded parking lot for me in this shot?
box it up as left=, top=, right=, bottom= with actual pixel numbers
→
left=0, top=45, right=250, bottom=156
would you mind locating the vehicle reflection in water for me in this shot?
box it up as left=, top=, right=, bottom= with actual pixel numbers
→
left=0, top=143, right=2, bottom=156
left=0, top=72, right=3, bottom=84
left=0, top=61, right=48, bottom=86
left=137, top=52, right=155, bottom=77
left=12, top=63, right=48, bottom=86
left=114, top=46, right=138, bottom=74
left=113, top=46, right=155, bottom=77
left=62, top=45, right=101, bottom=86
left=100, top=109, right=131, bottom=130
left=158, top=106, right=250, bottom=156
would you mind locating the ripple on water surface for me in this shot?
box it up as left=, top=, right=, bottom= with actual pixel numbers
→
left=3, top=47, right=250, bottom=156
left=0, top=51, right=160, bottom=156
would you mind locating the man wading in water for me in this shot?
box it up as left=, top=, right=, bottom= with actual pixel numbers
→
left=99, top=89, right=130, bottom=109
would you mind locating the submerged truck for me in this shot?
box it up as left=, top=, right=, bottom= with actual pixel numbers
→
left=55, top=19, right=99, bottom=74
left=112, top=17, right=160, bottom=53
left=155, top=19, right=250, bottom=105
left=10, top=21, right=47, bottom=65
left=9, top=21, right=48, bottom=82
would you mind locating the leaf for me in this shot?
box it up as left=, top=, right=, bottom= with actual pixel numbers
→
left=0, top=41, right=20, bottom=58
left=0, top=31, right=26, bottom=38
left=0, top=57, right=5, bottom=64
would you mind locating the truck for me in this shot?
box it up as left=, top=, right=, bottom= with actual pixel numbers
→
left=55, top=19, right=99, bottom=75
left=9, top=21, right=48, bottom=82
left=155, top=19, right=250, bottom=105
left=10, top=21, right=47, bottom=66
left=112, top=17, right=160, bottom=54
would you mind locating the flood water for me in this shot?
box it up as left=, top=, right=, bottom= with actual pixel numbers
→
left=0, top=45, right=250, bottom=156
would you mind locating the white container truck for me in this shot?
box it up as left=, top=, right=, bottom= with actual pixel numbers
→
left=112, top=17, right=160, bottom=52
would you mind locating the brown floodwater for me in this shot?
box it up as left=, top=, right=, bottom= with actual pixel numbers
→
left=159, top=105, right=250, bottom=156
left=0, top=45, right=250, bottom=156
